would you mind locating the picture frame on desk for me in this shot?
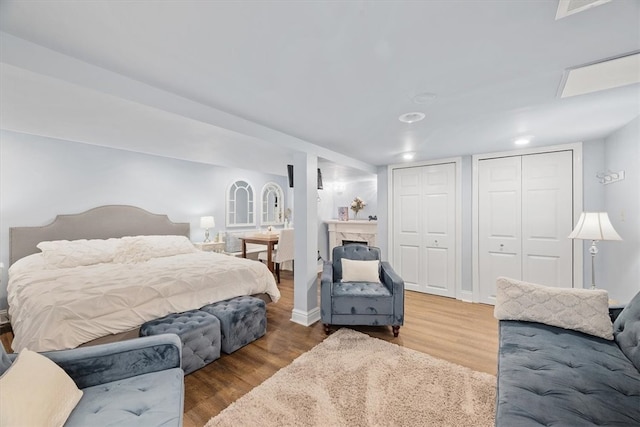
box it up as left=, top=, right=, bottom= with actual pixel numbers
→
left=338, top=207, right=349, bottom=221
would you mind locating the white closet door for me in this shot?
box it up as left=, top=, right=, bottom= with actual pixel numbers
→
left=522, top=151, right=573, bottom=287
left=478, top=156, right=522, bottom=304
left=478, top=151, right=574, bottom=304
left=393, top=167, right=421, bottom=288
left=421, top=163, right=456, bottom=297
left=393, top=163, right=456, bottom=297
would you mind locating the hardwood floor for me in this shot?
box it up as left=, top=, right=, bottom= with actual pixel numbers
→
left=0, top=271, right=498, bottom=427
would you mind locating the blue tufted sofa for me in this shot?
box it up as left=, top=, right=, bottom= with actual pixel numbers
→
left=321, top=244, right=404, bottom=337
left=496, top=291, right=640, bottom=426
left=0, top=333, right=184, bottom=426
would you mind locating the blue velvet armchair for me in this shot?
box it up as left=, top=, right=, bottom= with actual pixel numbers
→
left=0, top=334, right=184, bottom=426
left=321, top=244, right=405, bottom=337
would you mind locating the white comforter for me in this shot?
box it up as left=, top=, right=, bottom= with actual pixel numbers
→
left=8, top=252, right=280, bottom=352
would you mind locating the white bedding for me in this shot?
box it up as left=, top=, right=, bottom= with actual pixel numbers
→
left=8, top=251, right=280, bottom=352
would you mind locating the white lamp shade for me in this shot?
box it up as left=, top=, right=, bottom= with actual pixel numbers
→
left=200, top=216, right=215, bottom=229
left=568, top=212, right=621, bottom=241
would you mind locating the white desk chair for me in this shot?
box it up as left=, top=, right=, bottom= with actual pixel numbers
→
left=258, top=228, right=294, bottom=283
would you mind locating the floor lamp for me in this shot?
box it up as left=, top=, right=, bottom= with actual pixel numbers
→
left=568, top=212, right=622, bottom=289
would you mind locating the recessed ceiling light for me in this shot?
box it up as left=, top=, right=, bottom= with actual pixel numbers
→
left=402, top=152, right=416, bottom=160
left=399, top=112, right=425, bottom=123
left=412, top=92, right=437, bottom=104
left=514, top=137, right=532, bottom=146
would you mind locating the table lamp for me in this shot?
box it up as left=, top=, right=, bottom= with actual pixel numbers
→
left=568, top=212, right=621, bottom=289
left=200, top=216, right=215, bottom=243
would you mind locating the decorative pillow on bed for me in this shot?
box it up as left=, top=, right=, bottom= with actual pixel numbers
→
left=37, top=238, right=121, bottom=268
left=0, top=349, right=83, bottom=427
left=494, top=277, right=613, bottom=340
left=113, top=235, right=196, bottom=263
left=341, top=259, right=381, bottom=283
left=8, top=253, right=50, bottom=276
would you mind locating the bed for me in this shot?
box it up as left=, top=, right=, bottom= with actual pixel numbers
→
left=7, top=205, right=280, bottom=352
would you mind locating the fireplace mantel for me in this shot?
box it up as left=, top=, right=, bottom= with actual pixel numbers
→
left=326, top=220, right=378, bottom=260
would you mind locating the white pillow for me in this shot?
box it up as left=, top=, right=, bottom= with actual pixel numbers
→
left=341, top=259, right=380, bottom=283
left=113, top=235, right=196, bottom=263
left=37, top=238, right=121, bottom=268
left=0, top=348, right=83, bottom=427
left=8, top=253, right=50, bottom=276
left=494, top=277, right=614, bottom=340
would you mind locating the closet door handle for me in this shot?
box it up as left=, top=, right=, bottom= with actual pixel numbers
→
left=434, top=240, right=439, bottom=247
left=499, top=243, right=504, bottom=251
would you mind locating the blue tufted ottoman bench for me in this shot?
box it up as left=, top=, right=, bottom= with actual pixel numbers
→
left=140, top=309, right=221, bottom=375
left=200, top=296, right=267, bottom=354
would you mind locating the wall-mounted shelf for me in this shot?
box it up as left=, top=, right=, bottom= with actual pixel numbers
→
left=597, top=170, right=625, bottom=185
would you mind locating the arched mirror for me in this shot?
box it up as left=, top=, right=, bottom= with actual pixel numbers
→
left=261, top=182, right=284, bottom=225
left=226, top=180, right=255, bottom=227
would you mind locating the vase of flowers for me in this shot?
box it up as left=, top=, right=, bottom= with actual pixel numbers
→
left=350, top=196, right=366, bottom=219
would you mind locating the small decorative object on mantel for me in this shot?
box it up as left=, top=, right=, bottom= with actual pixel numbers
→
left=350, top=196, right=366, bottom=219
left=338, top=207, right=349, bottom=221
left=283, top=208, right=292, bottom=228
left=368, top=215, right=377, bottom=221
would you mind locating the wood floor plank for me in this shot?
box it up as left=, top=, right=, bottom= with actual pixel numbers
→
left=0, top=270, right=498, bottom=427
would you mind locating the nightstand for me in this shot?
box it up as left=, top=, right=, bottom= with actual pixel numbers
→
left=194, top=241, right=225, bottom=253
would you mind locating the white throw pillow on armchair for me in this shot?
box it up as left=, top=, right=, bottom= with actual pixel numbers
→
left=0, top=349, right=83, bottom=427
left=341, top=259, right=381, bottom=283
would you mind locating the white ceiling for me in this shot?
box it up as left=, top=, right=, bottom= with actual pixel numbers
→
left=1, top=0, right=639, bottom=180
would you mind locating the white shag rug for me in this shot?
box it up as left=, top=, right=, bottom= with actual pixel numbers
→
left=205, top=328, right=496, bottom=427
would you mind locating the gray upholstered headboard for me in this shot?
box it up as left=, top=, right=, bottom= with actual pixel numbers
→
left=9, top=205, right=190, bottom=265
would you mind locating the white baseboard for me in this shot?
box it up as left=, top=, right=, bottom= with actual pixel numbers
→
left=459, top=290, right=474, bottom=303
left=390, top=286, right=475, bottom=303
left=290, top=307, right=321, bottom=327
left=404, top=283, right=421, bottom=293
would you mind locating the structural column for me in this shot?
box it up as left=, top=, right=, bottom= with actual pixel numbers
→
left=291, top=152, right=320, bottom=326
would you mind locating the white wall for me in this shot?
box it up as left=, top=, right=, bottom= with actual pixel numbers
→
left=376, top=166, right=389, bottom=259
left=0, top=130, right=288, bottom=307
left=602, top=117, right=640, bottom=303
